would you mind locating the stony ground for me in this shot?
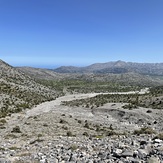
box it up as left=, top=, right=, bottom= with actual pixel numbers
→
left=0, top=92, right=163, bottom=163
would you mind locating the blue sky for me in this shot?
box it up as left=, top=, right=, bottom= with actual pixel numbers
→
left=0, top=0, right=163, bottom=68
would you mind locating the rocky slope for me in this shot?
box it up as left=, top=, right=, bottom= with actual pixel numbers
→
left=0, top=59, right=57, bottom=117
left=0, top=93, right=163, bottom=162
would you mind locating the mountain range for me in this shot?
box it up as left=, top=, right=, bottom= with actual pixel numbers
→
left=54, top=60, right=163, bottom=75
left=17, top=60, right=163, bottom=87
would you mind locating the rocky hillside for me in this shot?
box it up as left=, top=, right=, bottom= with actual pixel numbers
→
left=63, top=72, right=163, bottom=87
left=17, top=66, right=163, bottom=87
left=54, top=60, right=163, bottom=75
left=0, top=59, right=57, bottom=117
left=16, top=67, right=63, bottom=80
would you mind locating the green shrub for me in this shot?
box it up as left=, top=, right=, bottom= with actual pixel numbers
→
left=133, top=127, right=156, bottom=135
left=83, top=132, right=89, bottom=137
left=59, top=119, right=67, bottom=124
left=105, top=130, right=117, bottom=136
left=0, top=119, right=7, bottom=124
left=77, top=120, right=82, bottom=124
left=84, top=122, right=89, bottom=129
left=154, top=133, right=163, bottom=140
left=11, top=126, right=21, bottom=133
left=69, top=144, right=78, bottom=151
left=67, top=131, right=73, bottom=137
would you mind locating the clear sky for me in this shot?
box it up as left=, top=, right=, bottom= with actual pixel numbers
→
left=0, top=0, right=163, bottom=68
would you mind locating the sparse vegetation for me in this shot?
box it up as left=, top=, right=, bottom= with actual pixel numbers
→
left=37, top=78, right=143, bottom=94
left=11, top=126, right=21, bottom=133
left=67, top=131, right=73, bottom=137
left=84, top=122, right=90, bottom=129
left=122, top=103, right=138, bottom=110
left=62, top=90, right=163, bottom=110
left=133, top=127, right=156, bottom=135
left=5, top=134, right=18, bottom=139
left=0, top=60, right=57, bottom=118
left=69, top=144, right=78, bottom=151
left=9, top=146, right=21, bottom=150
left=59, top=119, right=68, bottom=124
left=154, top=133, right=163, bottom=140
left=0, top=119, right=7, bottom=124
left=83, top=131, right=89, bottom=137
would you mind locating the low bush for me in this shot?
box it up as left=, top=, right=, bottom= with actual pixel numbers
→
left=11, top=126, right=21, bottom=133
left=133, top=127, right=156, bottom=135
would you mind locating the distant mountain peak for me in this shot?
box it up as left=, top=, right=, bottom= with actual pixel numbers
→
left=114, top=60, right=127, bottom=67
